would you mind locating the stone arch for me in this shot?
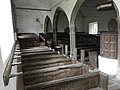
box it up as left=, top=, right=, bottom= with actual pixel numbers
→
left=70, top=0, right=119, bottom=27
left=53, top=7, right=69, bottom=45
left=69, top=0, right=119, bottom=58
left=70, top=0, right=84, bottom=26
left=44, top=16, right=52, bottom=33
left=70, top=0, right=120, bottom=75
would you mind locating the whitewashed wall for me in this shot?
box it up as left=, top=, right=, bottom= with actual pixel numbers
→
left=84, top=10, right=117, bottom=33
left=47, top=19, right=53, bottom=33
left=75, top=2, right=117, bottom=33
left=75, top=11, right=84, bottom=32
left=0, top=0, right=15, bottom=90
left=14, top=0, right=80, bottom=34
left=14, top=0, right=51, bottom=35
left=57, top=12, right=69, bottom=32
left=16, top=10, right=44, bottom=35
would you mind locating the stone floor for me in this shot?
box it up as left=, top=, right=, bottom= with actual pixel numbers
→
left=108, top=75, right=120, bottom=90
left=89, top=75, right=120, bottom=90
left=85, top=60, right=120, bottom=90
left=88, top=68, right=120, bottom=90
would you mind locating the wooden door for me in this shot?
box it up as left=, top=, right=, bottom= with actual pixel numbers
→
left=100, top=31, right=117, bottom=59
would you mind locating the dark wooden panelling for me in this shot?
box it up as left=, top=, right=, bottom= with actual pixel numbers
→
left=100, top=31, right=117, bottom=59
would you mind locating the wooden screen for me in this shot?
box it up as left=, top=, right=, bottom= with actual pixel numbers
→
left=100, top=31, right=117, bottom=59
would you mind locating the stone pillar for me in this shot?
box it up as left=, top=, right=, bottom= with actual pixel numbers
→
left=44, top=27, right=47, bottom=34
left=53, top=27, right=57, bottom=46
left=65, top=45, right=68, bottom=56
left=61, top=44, right=64, bottom=54
left=69, top=25, right=77, bottom=60
left=117, top=17, right=120, bottom=78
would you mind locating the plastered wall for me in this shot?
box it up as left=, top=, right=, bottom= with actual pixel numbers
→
left=75, top=2, right=117, bottom=33
left=0, top=0, right=15, bottom=90
left=14, top=0, right=78, bottom=34
left=16, top=10, right=44, bottom=35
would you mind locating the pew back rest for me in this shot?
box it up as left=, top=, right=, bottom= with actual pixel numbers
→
left=18, top=33, right=38, bottom=44
left=76, top=33, right=100, bottom=45
left=25, top=71, right=108, bottom=90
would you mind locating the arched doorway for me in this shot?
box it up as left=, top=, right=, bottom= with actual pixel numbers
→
left=53, top=7, right=69, bottom=48
left=44, top=16, right=52, bottom=34
left=70, top=0, right=119, bottom=75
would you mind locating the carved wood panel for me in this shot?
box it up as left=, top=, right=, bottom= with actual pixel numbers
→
left=100, top=31, right=117, bottom=59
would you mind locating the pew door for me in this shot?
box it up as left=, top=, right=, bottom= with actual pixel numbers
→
left=100, top=31, right=118, bottom=59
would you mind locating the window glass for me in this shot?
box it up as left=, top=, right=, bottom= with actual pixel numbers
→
left=89, top=22, right=98, bottom=34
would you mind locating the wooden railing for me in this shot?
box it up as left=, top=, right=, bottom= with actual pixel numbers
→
left=3, top=41, right=22, bottom=86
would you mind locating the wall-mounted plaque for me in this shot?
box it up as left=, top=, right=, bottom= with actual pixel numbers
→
left=108, top=19, right=117, bottom=31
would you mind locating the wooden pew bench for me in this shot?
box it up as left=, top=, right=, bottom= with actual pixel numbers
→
left=76, top=33, right=100, bottom=46
left=77, top=45, right=99, bottom=70
left=18, top=33, right=45, bottom=49
left=39, top=33, right=53, bottom=47
left=25, top=71, right=108, bottom=90
left=23, top=63, right=89, bottom=86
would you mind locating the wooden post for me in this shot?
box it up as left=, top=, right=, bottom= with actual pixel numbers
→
left=74, top=48, right=77, bottom=60
left=53, top=27, right=57, bottom=46
left=81, top=50, right=85, bottom=63
left=61, top=44, right=64, bottom=54
left=82, top=65, right=89, bottom=74
left=89, top=51, right=98, bottom=70
left=65, top=45, right=68, bottom=56
left=99, top=72, right=108, bottom=90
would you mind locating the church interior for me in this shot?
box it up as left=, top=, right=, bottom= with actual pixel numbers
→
left=1, top=0, right=120, bottom=90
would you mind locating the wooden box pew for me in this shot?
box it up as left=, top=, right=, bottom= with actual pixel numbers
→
left=39, top=33, right=70, bottom=54
left=57, top=33, right=70, bottom=45
left=39, top=33, right=53, bottom=47
left=22, top=42, right=45, bottom=48
left=56, top=33, right=70, bottom=52
left=76, top=43, right=100, bottom=47
left=76, top=33, right=100, bottom=45
left=76, top=43, right=100, bottom=59
left=22, top=54, right=71, bottom=73
left=21, top=49, right=53, bottom=54
left=18, top=33, right=38, bottom=44
left=25, top=71, right=108, bottom=90
left=23, top=63, right=89, bottom=87
left=18, top=33, right=45, bottom=49
left=76, top=33, right=100, bottom=60
left=22, top=58, right=73, bottom=72
left=21, top=50, right=57, bottom=57
left=21, top=51, right=58, bottom=58
left=20, top=46, right=52, bottom=53
left=76, top=44, right=99, bottom=58
left=77, top=45, right=100, bottom=70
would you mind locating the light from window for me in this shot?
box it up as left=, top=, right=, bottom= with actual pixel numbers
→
left=89, top=22, right=98, bottom=34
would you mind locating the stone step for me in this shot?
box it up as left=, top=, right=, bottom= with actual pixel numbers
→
left=23, top=64, right=83, bottom=86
